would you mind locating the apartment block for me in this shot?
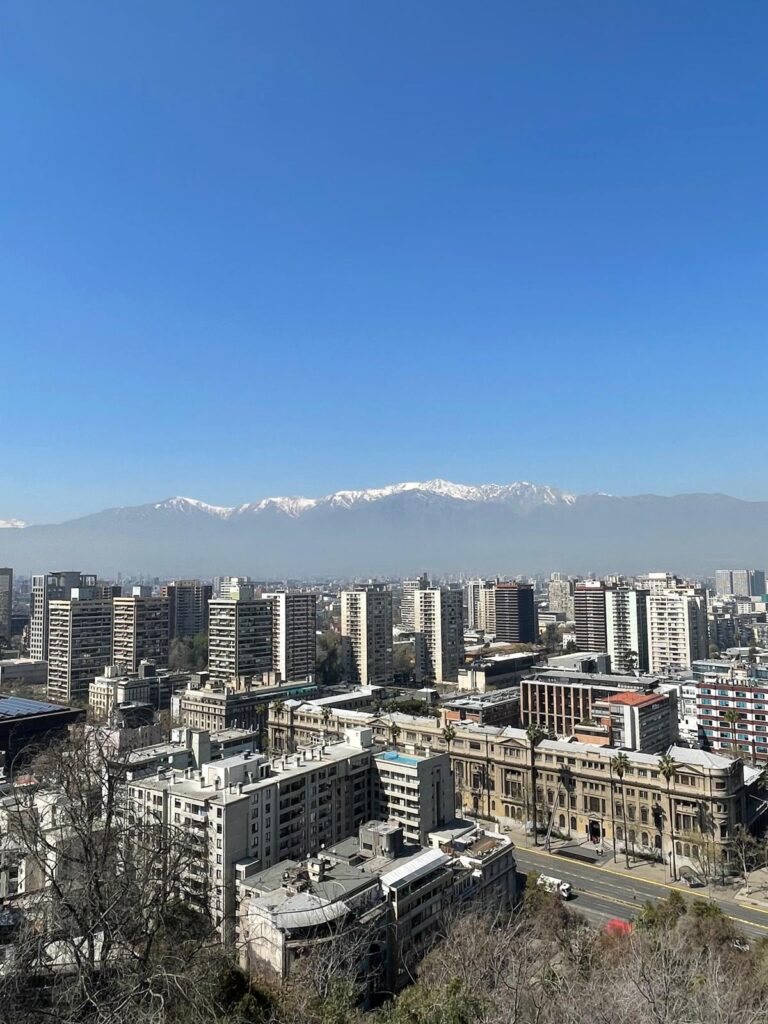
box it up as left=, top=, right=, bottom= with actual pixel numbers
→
left=46, top=589, right=114, bottom=702
left=237, top=819, right=515, bottom=992
left=605, top=586, right=649, bottom=673
left=208, top=591, right=273, bottom=686
left=494, top=583, right=537, bottom=644
left=574, top=581, right=608, bottom=651
left=175, top=676, right=318, bottom=734
left=112, top=589, right=170, bottom=672
left=262, top=591, right=317, bottom=682
left=547, top=575, right=575, bottom=620
left=125, top=727, right=452, bottom=936
left=591, top=690, right=679, bottom=753
left=695, top=661, right=768, bottom=762
left=648, top=586, right=708, bottom=675
left=374, top=748, right=454, bottom=844
left=519, top=670, right=661, bottom=737
left=413, top=587, right=463, bottom=683
left=400, top=574, right=430, bottom=630
left=715, top=569, right=766, bottom=598
left=161, top=579, right=212, bottom=638
left=30, top=572, right=97, bottom=662
left=89, top=661, right=189, bottom=719
left=0, top=568, right=12, bottom=646
left=341, top=585, right=394, bottom=686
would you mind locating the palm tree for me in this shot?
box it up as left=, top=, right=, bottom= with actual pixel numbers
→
left=441, top=723, right=457, bottom=754
left=388, top=719, right=401, bottom=751
left=526, top=724, right=546, bottom=846
left=611, top=752, right=631, bottom=869
left=658, top=754, right=678, bottom=880
left=723, top=708, right=741, bottom=755
left=270, top=699, right=285, bottom=752
left=321, top=705, right=332, bottom=744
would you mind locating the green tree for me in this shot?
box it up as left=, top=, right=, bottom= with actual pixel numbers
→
left=611, top=752, right=631, bottom=869
left=526, top=723, right=545, bottom=846
left=441, top=723, right=456, bottom=754
left=317, top=631, right=343, bottom=686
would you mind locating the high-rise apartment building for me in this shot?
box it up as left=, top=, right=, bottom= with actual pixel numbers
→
left=574, top=581, right=608, bottom=651
left=413, top=588, right=463, bottom=683
left=112, top=588, right=170, bottom=673
left=208, top=586, right=273, bottom=686
left=47, top=588, right=114, bottom=702
left=216, top=576, right=253, bottom=600
left=494, top=583, right=537, bottom=644
left=30, top=571, right=98, bottom=662
left=400, top=574, right=430, bottom=630
left=605, top=586, right=649, bottom=673
left=341, top=585, right=393, bottom=686
left=477, top=581, right=497, bottom=633
left=647, top=586, right=708, bottom=675
left=262, top=591, right=317, bottom=682
left=547, top=575, right=575, bottom=620
left=0, top=568, right=12, bottom=645
left=715, top=569, right=766, bottom=598
left=161, top=580, right=212, bottom=638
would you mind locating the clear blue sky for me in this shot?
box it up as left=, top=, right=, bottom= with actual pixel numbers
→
left=3, top=2, right=767, bottom=522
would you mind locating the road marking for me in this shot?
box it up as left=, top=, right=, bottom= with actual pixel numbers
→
left=578, top=888, right=638, bottom=910
left=518, top=846, right=768, bottom=930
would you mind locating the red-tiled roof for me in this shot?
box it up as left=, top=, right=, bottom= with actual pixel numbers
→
left=605, top=692, right=665, bottom=707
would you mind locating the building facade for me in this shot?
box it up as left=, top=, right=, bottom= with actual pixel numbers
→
left=574, top=581, right=608, bottom=652
left=112, top=590, right=170, bottom=673
left=46, top=589, right=114, bottom=703
left=413, top=587, right=463, bottom=683
left=161, top=579, right=213, bottom=638
left=208, top=590, right=273, bottom=686
left=494, top=583, right=537, bottom=644
left=0, top=568, right=12, bottom=646
left=341, top=586, right=394, bottom=686
left=401, top=574, right=430, bottom=630
left=648, top=587, right=708, bottom=675
left=605, top=586, right=649, bottom=673
left=262, top=591, right=317, bottom=682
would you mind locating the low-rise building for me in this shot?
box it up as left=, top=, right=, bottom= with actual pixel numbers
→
left=520, top=671, right=664, bottom=737
left=441, top=688, right=520, bottom=728
left=89, top=661, right=189, bottom=719
left=237, top=818, right=516, bottom=993
left=0, top=659, right=48, bottom=689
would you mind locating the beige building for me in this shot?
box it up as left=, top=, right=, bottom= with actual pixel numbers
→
left=30, top=571, right=97, bottom=663
left=262, top=591, right=317, bottom=682
left=112, top=589, right=170, bottom=673
left=413, top=587, right=464, bottom=684
left=341, top=585, right=393, bottom=686
left=266, top=700, right=763, bottom=876
left=47, top=588, right=114, bottom=703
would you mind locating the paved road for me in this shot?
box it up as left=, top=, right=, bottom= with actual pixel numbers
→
left=514, top=846, right=768, bottom=940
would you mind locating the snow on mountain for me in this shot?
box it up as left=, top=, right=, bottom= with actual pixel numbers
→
left=146, top=479, right=575, bottom=521
left=0, top=519, right=27, bottom=529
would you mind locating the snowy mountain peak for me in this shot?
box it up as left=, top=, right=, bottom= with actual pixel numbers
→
left=142, top=479, right=575, bottom=520
left=0, top=518, right=27, bottom=529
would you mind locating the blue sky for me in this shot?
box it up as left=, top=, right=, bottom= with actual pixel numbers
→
left=3, top=2, right=767, bottom=522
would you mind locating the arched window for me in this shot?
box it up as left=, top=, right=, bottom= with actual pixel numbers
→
left=570, top=816, right=577, bottom=831
left=654, top=835, right=662, bottom=849
left=559, top=814, right=565, bottom=828
left=676, top=841, right=682, bottom=855
left=641, top=832, right=649, bottom=847
left=616, top=826, right=624, bottom=841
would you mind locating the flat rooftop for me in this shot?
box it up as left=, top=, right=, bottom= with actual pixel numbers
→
left=0, top=696, right=72, bottom=720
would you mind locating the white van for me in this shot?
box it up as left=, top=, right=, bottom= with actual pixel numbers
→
left=536, top=874, right=572, bottom=899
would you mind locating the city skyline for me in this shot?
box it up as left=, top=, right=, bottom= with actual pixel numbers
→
left=3, top=3, right=768, bottom=521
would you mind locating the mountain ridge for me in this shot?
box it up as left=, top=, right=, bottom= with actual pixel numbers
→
left=1, top=478, right=766, bottom=577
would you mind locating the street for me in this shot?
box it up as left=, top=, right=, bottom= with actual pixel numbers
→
left=514, top=846, right=768, bottom=940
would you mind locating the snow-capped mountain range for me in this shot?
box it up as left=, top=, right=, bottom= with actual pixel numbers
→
left=0, top=478, right=766, bottom=577
left=148, top=479, right=576, bottom=521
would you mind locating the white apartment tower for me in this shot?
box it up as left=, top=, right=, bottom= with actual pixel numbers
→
left=262, top=591, right=317, bottom=682
left=647, top=586, right=708, bottom=675
left=605, top=586, right=650, bottom=673
left=112, top=588, right=170, bottom=673
left=208, top=585, right=273, bottom=686
left=400, top=574, right=430, bottom=630
left=341, top=585, right=394, bottom=686
left=47, top=588, right=114, bottom=702
left=413, top=587, right=464, bottom=683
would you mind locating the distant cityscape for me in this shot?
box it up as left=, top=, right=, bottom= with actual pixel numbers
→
left=2, top=559, right=768, bottom=995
